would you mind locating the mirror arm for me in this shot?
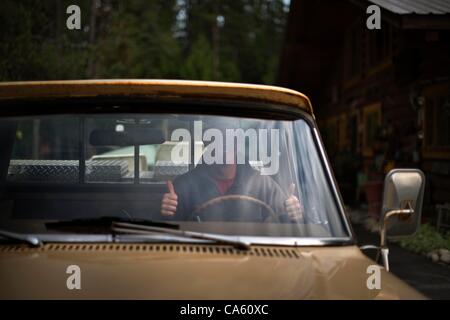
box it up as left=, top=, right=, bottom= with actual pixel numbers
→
left=378, top=206, right=414, bottom=271
left=380, top=208, right=414, bottom=247
left=380, top=247, right=390, bottom=272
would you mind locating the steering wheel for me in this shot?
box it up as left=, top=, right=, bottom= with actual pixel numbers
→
left=192, top=194, right=280, bottom=223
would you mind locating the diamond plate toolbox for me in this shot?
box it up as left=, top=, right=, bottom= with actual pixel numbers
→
left=8, top=160, right=79, bottom=182
left=8, top=159, right=129, bottom=183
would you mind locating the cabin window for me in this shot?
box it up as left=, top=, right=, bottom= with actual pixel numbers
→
left=362, top=103, right=381, bottom=156
left=423, top=83, right=450, bottom=159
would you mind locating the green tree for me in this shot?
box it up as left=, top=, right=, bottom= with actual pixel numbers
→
left=0, top=0, right=288, bottom=84
left=181, top=34, right=214, bottom=80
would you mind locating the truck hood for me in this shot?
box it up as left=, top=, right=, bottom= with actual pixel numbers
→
left=0, top=243, right=424, bottom=299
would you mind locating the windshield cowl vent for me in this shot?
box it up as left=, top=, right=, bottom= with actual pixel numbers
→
left=0, top=244, right=300, bottom=258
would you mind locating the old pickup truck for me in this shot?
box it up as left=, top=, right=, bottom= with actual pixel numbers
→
left=0, top=80, right=425, bottom=299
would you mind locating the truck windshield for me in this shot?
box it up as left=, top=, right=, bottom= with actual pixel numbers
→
left=0, top=113, right=349, bottom=239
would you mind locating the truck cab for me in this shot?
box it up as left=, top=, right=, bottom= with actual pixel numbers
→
left=0, top=80, right=425, bottom=299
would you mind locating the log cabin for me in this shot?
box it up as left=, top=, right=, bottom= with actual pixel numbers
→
left=279, top=0, right=450, bottom=221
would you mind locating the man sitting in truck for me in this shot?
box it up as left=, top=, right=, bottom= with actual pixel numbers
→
left=160, top=120, right=303, bottom=223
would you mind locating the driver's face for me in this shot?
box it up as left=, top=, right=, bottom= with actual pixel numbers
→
left=203, top=124, right=238, bottom=179
left=206, top=142, right=237, bottom=180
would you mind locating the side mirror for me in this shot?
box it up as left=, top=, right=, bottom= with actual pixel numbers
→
left=375, top=169, right=425, bottom=271
left=380, top=168, right=425, bottom=240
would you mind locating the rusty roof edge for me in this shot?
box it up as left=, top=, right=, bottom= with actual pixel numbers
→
left=0, top=79, right=314, bottom=115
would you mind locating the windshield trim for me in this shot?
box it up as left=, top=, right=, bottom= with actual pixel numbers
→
left=311, top=125, right=355, bottom=240
left=0, top=232, right=354, bottom=247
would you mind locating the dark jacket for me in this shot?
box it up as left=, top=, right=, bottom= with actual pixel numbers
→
left=172, top=163, right=290, bottom=222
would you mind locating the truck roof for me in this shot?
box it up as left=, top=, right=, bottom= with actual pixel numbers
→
left=0, top=80, right=313, bottom=115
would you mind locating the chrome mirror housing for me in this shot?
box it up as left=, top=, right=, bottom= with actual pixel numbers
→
left=376, top=169, right=425, bottom=271
left=380, top=169, right=425, bottom=240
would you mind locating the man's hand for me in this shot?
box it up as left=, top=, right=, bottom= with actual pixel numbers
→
left=161, top=181, right=178, bottom=216
left=285, top=183, right=304, bottom=222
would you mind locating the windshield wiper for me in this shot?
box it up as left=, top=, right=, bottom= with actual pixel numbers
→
left=112, top=221, right=251, bottom=250
left=47, top=217, right=250, bottom=250
left=0, top=229, right=42, bottom=247
left=46, top=216, right=179, bottom=232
